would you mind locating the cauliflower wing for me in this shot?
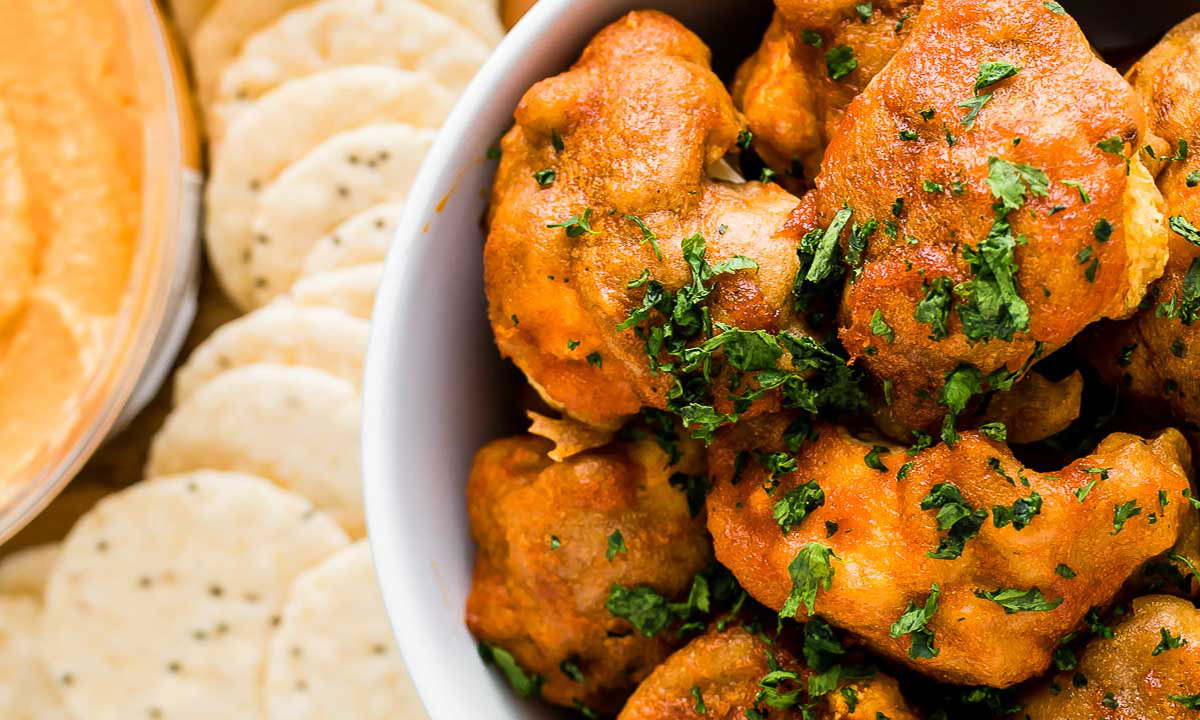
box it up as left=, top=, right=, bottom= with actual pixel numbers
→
left=466, top=434, right=713, bottom=713
left=798, top=0, right=1167, bottom=433
left=1022, top=595, right=1200, bottom=719
left=486, top=10, right=803, bottom=429
left=706, top=415, right=1193, bottom=687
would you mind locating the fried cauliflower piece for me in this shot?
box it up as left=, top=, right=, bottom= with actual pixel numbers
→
left=485, top=10, right=804, bottom=430
left=618, top=624, right=921, bottom=720
left=706, top=415, right=1194, bottom=687
left=733, top=1, right=923, bottom=185
left=1022, top=595, right=1200, bottom=718
left=466, top=434, right=713, bottom=713
left=1087, top=13, right=1200, bottom=428
left=794, top=0, right=1167, bottom=433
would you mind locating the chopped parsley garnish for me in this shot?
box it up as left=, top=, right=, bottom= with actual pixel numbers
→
left=1062, top=180, right=1090, bottom=203
left=533, top=169, right=556, bottom=186
left=1170, top=694, right=1200, bottom=710
left=923, top=180, right=945, bottom=193
left=691, top=686, right=707, bottom=714
left=773, top=481, right=825, bottom=534
left=847, top=220, right=877, bottom=275
left=958, top=95, right=992, bottom=130
left=900, top=130, right=919, bottom=141
left=869, top=309, right=894, bottom=342
left=547, top=208, right=599, bottom=237
left=855, top=2, right=873, bottom=20
left=974, top=587, right=1063, bottom=613
left=979, top=422, right=1007, bottom=442
left=560, top=660, right=584, bottom=683
left=1154, top=627, right=1186, bottom=656
left=1097, top=137, right=1131, bottom=174
left=1188, top=170, right=1200, bottom=187
left=780, top=543, right=836, bottom=617
left=605, top=584, right=671, bottom=637
left=826, top=45, right=858, bottom=80
left=915, top=277, right=955, bottom=340
left=1111, top=500, right=1142, bottom=534
left=801, top=29, right=823, bottom=47
left=606, top=529, right=626, bottom=561
left=993, top=492, right=1042, bottom=530
left=890, top=583, right=940, bottom=659
left=892, top=197, right=906, bottom=217
left=919, top=108, right=936, bottom=120
left=737, top=129, right=754, bottom=150
left=1170, top=215, right=1200, bottom=246
left=625, top=215, right=662, bottom=260
left=586, top=352, right=603, bottom=368
left=1043, top=1, right=1065, bottom=14
left=1094, top=218, right=1113, bottom=243
left=974, top=61, right=1022, bottom=92
left=1157, top=257, right=1200, bottom=325
left=478, top=642, right=543, bottom=698
left=1055, top=563, right=1076, bottom=579
left=550, top=129, right=565, bottom=153
left=939, top=364, right=983, bottom=446
left=865, top=445, right=890, bottom=472
left=760, top=167, right=778, bottom=184
left=897, top=461, right=915, bottom=481
left=567, top=339, right=581, bottom=351
left=549, top=535, right=561, bottom=550
left=921, top=482, right=987, bottom=559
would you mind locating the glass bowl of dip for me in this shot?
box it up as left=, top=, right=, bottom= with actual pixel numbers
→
left=0, top=0, right=202, bottom=543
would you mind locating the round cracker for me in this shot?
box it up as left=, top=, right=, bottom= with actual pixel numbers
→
left=40, top=472, right=349, bottom=720
left=210, top=0, right=490, bottom=139
left=0, top=596, right=70, bottom=719
left=291, top=264, right=384, bottom=321
left=190, top=0, right=502, bottom=106
left=174, top=302, right=369, bottom=405
left=205, top=68, right=450, bottom=310
left=300, top=203, right=402, bottom=279
left=0, top=544, right=59, bottom=599
left=265, top=541, right=423, bottom=719
left=244, top=125, right=431, bottom=309
left=147, top=365, right=365, bottom=536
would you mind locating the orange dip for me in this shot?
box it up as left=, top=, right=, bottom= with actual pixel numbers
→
left=0, top=0, right=144, bottom=478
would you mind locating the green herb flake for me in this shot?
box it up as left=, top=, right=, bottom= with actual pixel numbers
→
left=548, top=208, right=599, bottom=238
left=979, top=422, right=1007, bottom=442
left=826, top=45, right=858, bottom=81
left=993, top=492, right=1042, bottom=531
left=478, top=642, right=543, bottom=698
left=774, top=481, right=825, bottom=535
left=900, top=130, right=919, bottom=141
left=1170, top=693, right=1200, bottom=710
left=915, top=277, right=955, bottom=340
left=801, top=29, right=824, bottom=47
left=567, top=339, right=581, bottom=351
left=1188, top=170, right=1200, bottom=187
left=865, top=445, right=890, bottom=472
left=533, top=169, right=556, bottom=186
left=606, top=529, right=627, bottom=561
left=605, top=584, right=671, bottom=637
left=1111, top=500, right=1142, bottom=535
left=780, top=543, right=836, bottom=618
left=737, top=129, right=754, bottom=150
left=1055, top=563, right=1076, bottom=579
left=923, top=180, right=945, bottom=194
left=691, top=685, right=707, bottom=715
left=974, top=587, right=1063, bottom=613
left=1043, top=1, right=1065, bottom=14
left=1063, top=179, right=1091, bottom=204
left=869, top=309, right=894, bottom=343
left=1153, top=627, right=1186, bottom=656
left=974, top=61, right=1022, bottom=92
left=921, top=482, right=987, bottom=559
left=587, top=352, right=603, bottom=368
left=855, top=2, right=873, bottom=20
left=890, top=583, right=941, bottom=659
left=1170, top=215, right=1200, bottom=246
left=551, top=129, right=565, bottom=153
left=1097, top=136, right=1131, bottom=174
left=958, top=94, right=993, bottom=130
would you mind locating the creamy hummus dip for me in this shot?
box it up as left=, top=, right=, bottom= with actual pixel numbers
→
left=0, top=0, right=144, bottom=481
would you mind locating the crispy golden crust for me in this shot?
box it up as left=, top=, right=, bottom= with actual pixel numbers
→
left=1088, top=13, right=1200, bottom=427
left=706, top=415, right=1193, bottom=687
left=733, top=2, right=923, bottom=184
left=801, top=0, right=1166, bottom=432
left=617, top=625, right=920, bottom=720
left=485, top=10, right=803, bottom=429
left=1023, top=595, right=1200, bottom=718
left=465, top=435, right=711, bottom=712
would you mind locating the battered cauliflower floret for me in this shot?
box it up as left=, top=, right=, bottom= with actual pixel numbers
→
left=486, top=10, right=805, bottom=430
left=1022, top=595, right=1200, bottom=718
left=797, top=0, right=1168, bottom=434
left=618, top=624, right=921, bottom=720
left=1087, top=13, right=1200, bottom=427
left=706, top=415, right=1194, bottom=687
left=465, top=434, right=714, bottom=713
left=733, top=1, right=924, bottom=185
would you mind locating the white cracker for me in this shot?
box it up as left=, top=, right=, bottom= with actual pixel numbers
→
left=244, top=125, right=431, bottom=308
left=300, top=203, right=403, bottom=279
left=205, top=67, right=450, bottom=310
left=265, top=541, right=423, bottom=719
left=0, top=596, right=69, bottom=719
left=0, top=544, right=60, bottom=599
left=39, top=472, right=349, bottom=720
left=174, top=302, right=369, bottom=405
left=210, top=0, right=490, bottom=139
left=190, top=0, right=502, bottom=105
left=148, top=365, right=365, bottom=536
left=291, top=264, right=384, bottom=321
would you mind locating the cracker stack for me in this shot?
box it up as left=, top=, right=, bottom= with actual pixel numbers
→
left=0, top=0, right=503, bottom=716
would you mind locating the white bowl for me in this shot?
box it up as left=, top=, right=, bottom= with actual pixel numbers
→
left=362, top=0, right=771, bottom=716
